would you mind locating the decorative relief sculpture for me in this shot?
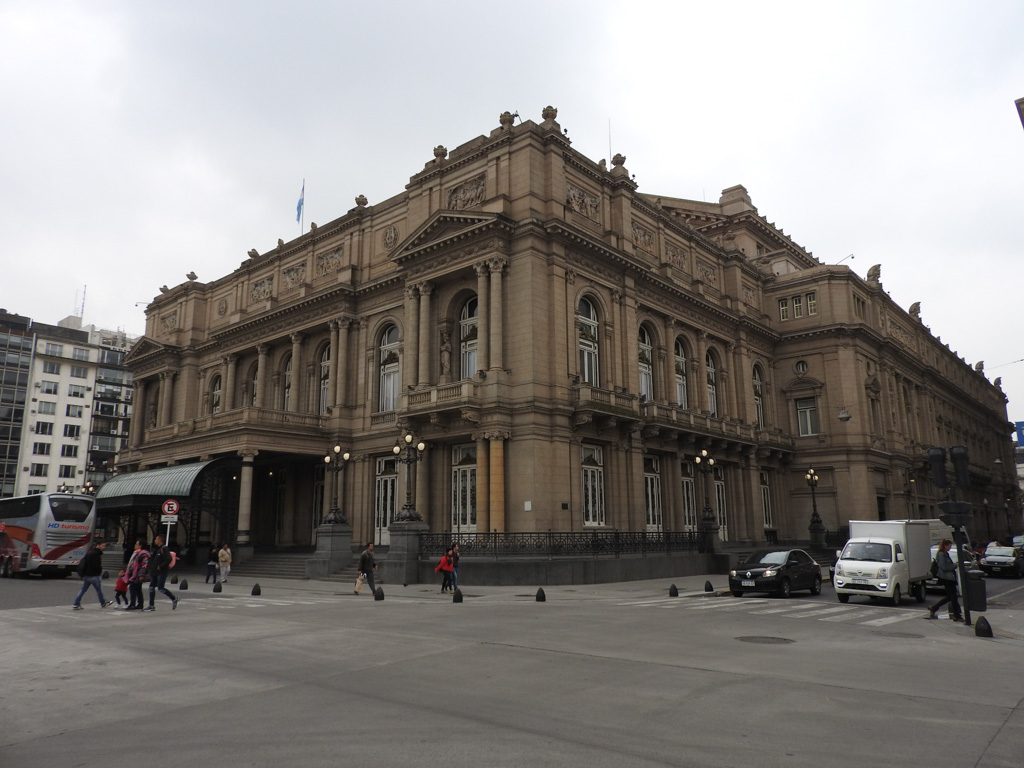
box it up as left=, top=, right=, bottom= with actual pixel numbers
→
left=743, top=286, right=755, bottom=305
left=446, top=173, right=486, bottom=210
left=566, top=183, right=600, bottom=220
left=217, top=298, right=228, bottom=317
left=440, top=331, right=452, bottom=376
left=250, top=277, right=273, bottom=303
left=666, top=243, right=687, bottom=271
left=160, top=313, right=176, bottom=333
left=696, top=261, right=718, bottom=286
left=282, top=264, right=306, bottom=290
left=316, top=249, right=343, bottom=276
left=383, top=225, right=400, bottom=251
left=632, top=222, right=654, bottom=253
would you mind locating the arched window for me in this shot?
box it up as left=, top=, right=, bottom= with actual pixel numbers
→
left=379, top=325, right=400, bottom=412
left=706, top=351, right=718, bottom=418
left=752, top=365, right=764, bottom=428
left=674, top=339, right=688, bottom=409
left=578, top=297, right=600, bottom=386
left=282, top=356, right=292, bottom=411
left=210, top=375, right=222, bottom=415
left=318, top=345, right=331, bottom=415
left=460, top=297, right=478, bottom=379
left=638, top=326, right=653, bottom=401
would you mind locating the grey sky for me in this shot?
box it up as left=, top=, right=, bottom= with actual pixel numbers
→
left=3, top=1, right=1022, bottom=423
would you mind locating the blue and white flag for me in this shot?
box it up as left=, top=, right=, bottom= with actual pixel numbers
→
left=296, top=180, right=305, bottom=223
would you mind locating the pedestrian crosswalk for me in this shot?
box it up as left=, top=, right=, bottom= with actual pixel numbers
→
left=620, top=595, right=929, bottom=627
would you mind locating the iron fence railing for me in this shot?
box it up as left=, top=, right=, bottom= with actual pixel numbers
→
left=420, top=530, right=704, bottom=560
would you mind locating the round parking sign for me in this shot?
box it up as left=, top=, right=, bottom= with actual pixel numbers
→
left=162, top=499, right=179, bottom=515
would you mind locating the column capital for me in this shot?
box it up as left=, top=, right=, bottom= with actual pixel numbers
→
left=417, top=280, right=434, bottom=296
left=483, top=430, right=511, bottom=442
left=290, top=332, right=305, bottom=345
left=256, top=343, right=270, bottom=356
left=486, top=257, right=507, bottom=274
left=237, top=450, right=259, bottom=462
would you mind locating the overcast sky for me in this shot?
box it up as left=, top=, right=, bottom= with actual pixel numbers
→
left=3, top=1, right=1022, bottom=425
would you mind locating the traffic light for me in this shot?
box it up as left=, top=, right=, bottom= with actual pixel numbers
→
left=927, top=447, right=947, bottom=487
left=950, top=445, right=970, bottom=488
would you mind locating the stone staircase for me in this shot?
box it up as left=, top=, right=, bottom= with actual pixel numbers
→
left=227, top=550, right=362, bottom=582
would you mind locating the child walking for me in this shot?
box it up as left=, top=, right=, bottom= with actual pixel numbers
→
left=114, top=569, right=130, bottom=607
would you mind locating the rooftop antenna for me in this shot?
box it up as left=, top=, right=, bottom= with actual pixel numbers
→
left=79, top=285, right=87, bottom=318
left=608, top=118, right=612, bottom=162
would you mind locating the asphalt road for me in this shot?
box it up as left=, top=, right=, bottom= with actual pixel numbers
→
left=2, top=574, right=1022, bottom=768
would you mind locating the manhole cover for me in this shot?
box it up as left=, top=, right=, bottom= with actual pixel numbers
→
left=872, top=631, right=924, bottom=639
left=736, top=636, right=795, bottom=645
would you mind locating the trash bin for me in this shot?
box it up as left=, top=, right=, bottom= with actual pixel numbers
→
left=964, top=569, right=986, bottom=612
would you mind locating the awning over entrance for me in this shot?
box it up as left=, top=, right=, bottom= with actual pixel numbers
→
left=96, top=459, right=227, bottom=510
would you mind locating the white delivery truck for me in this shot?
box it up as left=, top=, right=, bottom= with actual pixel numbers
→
left=833, top=520, right=933, bottom=606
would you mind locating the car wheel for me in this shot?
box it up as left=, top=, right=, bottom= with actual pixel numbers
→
left=837, top=593, right=850, bottom=603
left=891, top=585, right=902, bottom=607
left=913, top=583, right=926, bottom=603
left=777, top=578, right=791, bottom=599
left=809, top=576, right=821, bottom=596
left=731, top=590, right=743, bottom=598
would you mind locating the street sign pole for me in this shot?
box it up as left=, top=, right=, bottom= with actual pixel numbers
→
left=161, top=499, right=180, bottom=547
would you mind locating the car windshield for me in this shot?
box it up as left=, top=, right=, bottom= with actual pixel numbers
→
left=984, top=547, right=1014, bottom=557
left=744, top=550, right=789, bottom=565
left=842, top=542, right=893, bottom=562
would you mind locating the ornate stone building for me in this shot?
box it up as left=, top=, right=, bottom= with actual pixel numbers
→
left=115, top=107, right=1016, bottom=561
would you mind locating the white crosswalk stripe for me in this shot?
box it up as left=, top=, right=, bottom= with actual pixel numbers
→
left=625, top=596, right=919, bottom=627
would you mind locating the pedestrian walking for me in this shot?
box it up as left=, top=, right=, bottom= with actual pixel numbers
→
left=146, top=535, right=179, bottom=611
left=354, top=543, right=377, bottom=595
left=926, top=538, right=963, bottom=622
left=435, top=549, right=455, bottom=592
left=125, top=540, right=149, bottom=610
left=206, top=544, right=219, bottom=583
left=450, top=543, right=461, bottom=591
left=114, top=569, right=130, bottom=607
left=218, top=543, right=232, bottom=583
left=72, top=542, right=113, bottom=610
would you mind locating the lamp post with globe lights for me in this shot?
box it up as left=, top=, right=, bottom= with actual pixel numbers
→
left=694, top=449, right=719, bottom=552
left=323, top=445, right=350, bottom=524
left=393, top=433, right=426, bottom=522
left=806, top=468, right=824, bottom=547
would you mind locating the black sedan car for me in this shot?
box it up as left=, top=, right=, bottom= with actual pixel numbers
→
left=729, top=549, right=822, bottom=598
left=979, top=546, right=1024, bottom=578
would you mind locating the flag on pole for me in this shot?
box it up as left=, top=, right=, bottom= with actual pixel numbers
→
left=296, top=180, right=305, bottom=223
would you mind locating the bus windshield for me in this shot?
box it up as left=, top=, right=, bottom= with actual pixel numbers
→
left=49, top=496, right=93, bottom=522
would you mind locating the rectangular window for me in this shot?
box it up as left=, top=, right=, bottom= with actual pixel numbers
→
left=45, top=343, right=63, bottom=357
left=66, top=404, right=84, bottom=418
left=792, top=295, right=803, bottom=318
left=778, top=299, right=789, bottom=321
left=72, top=348, right=90, bottom=362
left=681, top=463, right=697, bottom=530
left=796, top=397, right=819, bottom=436
left=643, top=456, right=662, bottom=529
left=43, top=361, right=61, bottom=374
left=38, top=401, right=56, bottom=415
left=36, top=422, right=54, bottom=435
left=58, top=464, right=77, bottom=478
left=64, top=424, right=81, bottom=439
left=806, top=292, right=817, bottom=315
left=581, top=445, right=606, bottom=526
left=70, top=366, right=88, bottom=379
left=760, top=471, right=773, bottom=528
left=32, top=442, right=51, bottom=456
left=853, top=295, right=866, bottom=319
left=714, top=467, right=729, bottom=542
left=99, top=349, right=124, bottom=366
left=68, top=384, right=87, bottom=398
left=41, top=380, right=59, bottom=395
left=61, top=444, right=79, bottom=458
left=30, top=463, right=48, bottom=477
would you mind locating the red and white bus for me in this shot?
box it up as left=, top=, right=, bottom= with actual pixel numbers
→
left=0, top=493, right=97, bottom=577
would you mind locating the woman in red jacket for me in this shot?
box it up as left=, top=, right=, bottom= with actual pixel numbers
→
left=435, top=549, right=455, bottom=593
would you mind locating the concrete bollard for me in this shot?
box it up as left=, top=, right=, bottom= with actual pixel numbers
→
left=102, top=571, right=109, bottom=579
left=213, top=581, right=222, bottom=593
left=453, top=588, right=463, bottom=603
left=171, top=575, right=178, bottom=584
left=669, top=584, right=679, bottom=597
left=704, top=580, right=714, bottom=593
left=251, top=583, right=261, bottom=596
left=374, top=586, right=385, bottom=601
left=536, top=587, right=546, bottom=602
left=974, top=616, right=994, bottom=638
left=180, top=579, right=188, bottom=590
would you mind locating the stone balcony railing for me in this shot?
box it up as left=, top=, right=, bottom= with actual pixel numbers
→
left=143, top=407, right=324, bottom=443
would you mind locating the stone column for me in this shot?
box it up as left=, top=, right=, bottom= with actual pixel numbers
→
left=335, top=319, right=350, bottom=407
left=404, top=286, right=419, bottom=391
left=417, top=281, right=433, bottom=386
left=663, top=319, right=678, bottom=404
left=475, top=262, right=490, bottom=372
left=224, top=354, right=238, bottom=411
left=289, top=333, right=304, bottom=412
left=236, top=450, right=258, bottom=562
left=415, top=448, right=430, bottom=525
left=255, top=344, right=269, bottom=408
left=474, top=434, right=489, bottom=533
left=159, top=372, right=174, bottom=426
left=328, top=321, right=339, bottom=408
left=723, top=343, right=738, bottom=418
left=696, top=332, right=709, bottom=413
left=488, top=259, right=505, bottom=372
left=488, top=431, right=509, bottom=531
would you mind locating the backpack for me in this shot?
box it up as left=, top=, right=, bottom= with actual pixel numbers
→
left=929, top=558, right=938, bottom=577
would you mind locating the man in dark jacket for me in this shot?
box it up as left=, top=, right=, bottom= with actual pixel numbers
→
left=146, top=534, right=179, bottom=611
left=354, top=543, right=376, bottom=595
left=73, top=542, right=112, bottom=610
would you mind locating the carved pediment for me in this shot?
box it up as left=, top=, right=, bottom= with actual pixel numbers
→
left=125, top=336, right=174, bottom=364
left=780, top=376, right=824, bottom=395
left=391, top=211, right=513, bottom=268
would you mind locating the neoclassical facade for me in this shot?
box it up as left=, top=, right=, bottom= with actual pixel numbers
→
left=119, top=107, right=1016, bottom=557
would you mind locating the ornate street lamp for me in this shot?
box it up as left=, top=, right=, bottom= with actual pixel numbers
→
left=694, top=449, right=719, bottom=541
left=57, top=482, right=72, bottom=493
left=806, top=468, right=824, bottom=547
left=323, top=445, right=350, bottom=524
left=393, top=432, right=426, bottom=522
left=81, top=480, right=97, bottom=495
